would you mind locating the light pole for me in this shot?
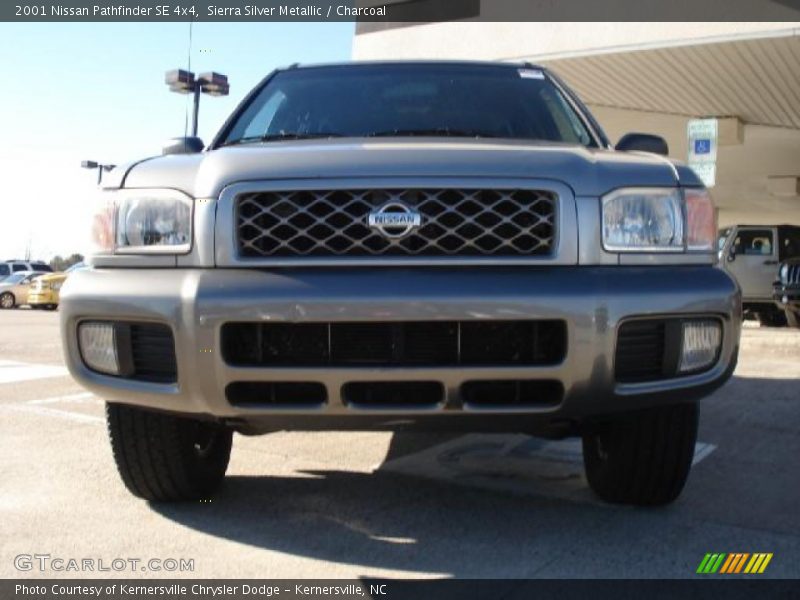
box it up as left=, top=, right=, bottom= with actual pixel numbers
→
left=165, top=70, right=230, bottom=137
left=81, top=160, right=116, bottom=184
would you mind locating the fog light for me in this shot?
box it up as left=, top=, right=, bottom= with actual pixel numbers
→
left=679, top=320, right=721, bottom=373
left=78, top=322, right=120, bottom=375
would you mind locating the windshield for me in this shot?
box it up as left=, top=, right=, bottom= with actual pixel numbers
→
left=3, top=273, right=26, bottom=284
left=220, top=64, right=595, bottom=147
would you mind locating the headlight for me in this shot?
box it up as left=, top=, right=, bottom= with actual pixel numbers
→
left=602, top=188, right=684, bottom=252
left=90, top=189, right=192, bottom=255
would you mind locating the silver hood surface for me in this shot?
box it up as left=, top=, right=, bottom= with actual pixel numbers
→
left=112, top=138, right=701, bottom=198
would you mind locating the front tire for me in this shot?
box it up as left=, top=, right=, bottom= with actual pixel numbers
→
left=582, top=403, right=698, bottom=506
left=0, top=292, right=15, bottom=309
left=106, top=403, right=233, bottom=501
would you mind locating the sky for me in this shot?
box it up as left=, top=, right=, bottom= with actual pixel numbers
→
left=0, top=22, right=355, bottom=261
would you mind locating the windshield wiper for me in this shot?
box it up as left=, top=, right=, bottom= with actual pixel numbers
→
left=220, top=132, right=346, bottom=146
left=365, top=128, right=495, bottom=138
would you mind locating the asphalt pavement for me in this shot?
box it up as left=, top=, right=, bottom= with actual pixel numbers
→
left=1, top=309, right=798, bottom=579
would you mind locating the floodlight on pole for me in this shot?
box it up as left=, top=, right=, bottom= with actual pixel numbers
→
left=165, top=69, right=229, bottom=137
left=81, top=160, right=116, bottom=184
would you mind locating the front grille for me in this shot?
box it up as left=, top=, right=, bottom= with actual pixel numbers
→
left=128, top=324, right=177, bottom=383
left=222, top=320, right=567, bottom=367
left=236, top=188, right=556, bottom=258
left=785, top=263, right=800, bottom=285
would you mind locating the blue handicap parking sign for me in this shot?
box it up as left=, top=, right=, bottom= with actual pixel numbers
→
left=694, top=139, right=712, bottom=154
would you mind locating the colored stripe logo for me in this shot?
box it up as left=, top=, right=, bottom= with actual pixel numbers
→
left=697, top=553, right=773, bottom=574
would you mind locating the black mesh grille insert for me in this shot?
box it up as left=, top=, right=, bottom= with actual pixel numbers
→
left=128, top=323, right=177, bottom=383
left=236, top=188, right=556, bottom=258
left=342, top=382, right=444, bottom=407
left=226, top=382, right=327, bottom=407
left=222, top=320, right=567, bottom=367
left=615, top=320, right=668, bottom=383
left=461, top=380, right=564, bottom=407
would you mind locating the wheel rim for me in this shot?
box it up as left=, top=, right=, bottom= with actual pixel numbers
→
left=0, top=294, right=12, bottom=308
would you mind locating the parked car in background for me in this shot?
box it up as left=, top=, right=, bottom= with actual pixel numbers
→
left=0, top=271, right=50, bottom=309
left=28, top=262, right=87, bottom=311
left=1, top=260, right=53, bottom=281
left=774, top=258, right=800, bottom=328
left=718, top=224, right=800, bottom=326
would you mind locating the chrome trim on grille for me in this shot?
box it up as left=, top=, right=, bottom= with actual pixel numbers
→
left=215, top=178, right=577, bottom=266
left=786, top=263, right=800, bottom=285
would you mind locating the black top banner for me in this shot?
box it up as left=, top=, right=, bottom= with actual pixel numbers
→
left=4, top=0, right=800, bottom=22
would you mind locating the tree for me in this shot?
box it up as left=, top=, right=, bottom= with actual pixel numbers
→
left=50, top=253, right=84, bottom=272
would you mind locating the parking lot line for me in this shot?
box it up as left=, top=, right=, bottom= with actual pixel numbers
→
left=0, top=360, right=68, bottom=384
left=26, top=391, right=96, bottom=405
left=3, top=403, right=104, bottom=424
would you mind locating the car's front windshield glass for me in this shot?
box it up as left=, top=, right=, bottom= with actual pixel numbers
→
left=220, top=64, right=595, bottom=147
left=4, top=273, right=26, bottom=284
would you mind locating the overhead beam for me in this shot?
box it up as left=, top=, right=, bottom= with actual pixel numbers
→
left=716, top=117, right=744, bottom=146
left=767, top=177, right=800, bottom=197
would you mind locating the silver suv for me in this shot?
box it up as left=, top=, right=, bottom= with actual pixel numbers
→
left=0, top=260, right=52, bottom=281
left=718, top=224, right=800, bottom=326
left=61, top=62, right=741, bottom=506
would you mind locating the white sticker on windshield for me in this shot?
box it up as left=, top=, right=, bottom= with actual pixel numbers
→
left=518, top=68, right=545, bottom=79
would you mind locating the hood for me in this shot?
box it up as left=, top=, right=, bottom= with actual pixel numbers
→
left=37, top=272, right=68, bottom=283
left=117, top=138, right=698, bottom=198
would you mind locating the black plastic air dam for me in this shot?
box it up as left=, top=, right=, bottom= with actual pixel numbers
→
left=342, top=381, right=444, bottom=407
left=226, top=381, right=327, bottom=407
left=221, top=320, right=567, bottom=368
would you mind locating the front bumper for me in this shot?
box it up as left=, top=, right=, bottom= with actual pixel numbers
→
left=28, top=289, right=59, bottom=305
left=773, top=284, right=800, bottom=309
left=60, top=266, right=741, bottom=433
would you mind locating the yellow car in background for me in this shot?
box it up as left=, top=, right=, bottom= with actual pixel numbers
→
left=28, top=263, right=86, bottom=310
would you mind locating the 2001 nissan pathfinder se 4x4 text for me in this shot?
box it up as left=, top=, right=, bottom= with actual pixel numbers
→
left=62, top=62, right=741, bottom=506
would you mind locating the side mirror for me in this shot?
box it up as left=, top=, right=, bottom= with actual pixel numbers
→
left=162, top=137, right=204, bottom=155
left=615, top=133, right=669, bottom=156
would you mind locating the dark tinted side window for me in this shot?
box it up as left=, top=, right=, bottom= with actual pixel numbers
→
left=0, top=264, right=9, bottom=277
left=11, top=264, right=27, bottom=272
left=733, top=229, right=774, bottom=256
left=780, top=229, right=800, bottom=260
left=32, top=264, right=53, bottom=272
